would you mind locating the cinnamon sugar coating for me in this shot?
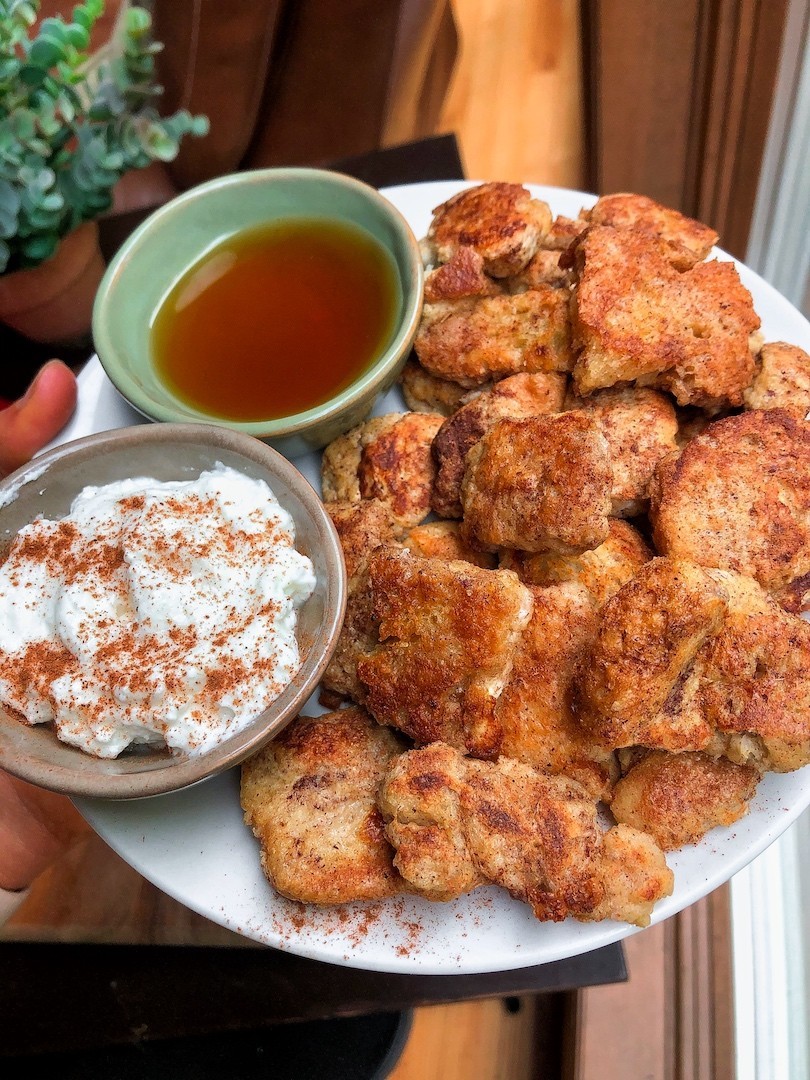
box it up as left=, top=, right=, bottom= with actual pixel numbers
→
left=650, top=409, right=810, bottom=611
left=321, top=412, right=444, bottom=530
left=357, top=548, right=533, bottom=757
left=241, top=708, right=407, bottom=904
left=379, top=742, right=673, bottom=926
left=431, top=372, right=567, bottom=519
left=567, top=225, right=759, bottom=408
left=427, top=182, right=553, bottom=277
left=460, top=413, right=612, bottom=554
left=611, top=750, right=759, bottom=850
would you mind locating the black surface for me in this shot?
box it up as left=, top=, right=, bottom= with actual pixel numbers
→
left=3, top=1011, right=413, bottom=1079
left=328, top=133, right=466, bottom=189
left=0, top=941, right=626, bottom=1055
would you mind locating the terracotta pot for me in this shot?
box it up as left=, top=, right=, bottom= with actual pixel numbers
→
left=0, top=221, right=105, bottom=346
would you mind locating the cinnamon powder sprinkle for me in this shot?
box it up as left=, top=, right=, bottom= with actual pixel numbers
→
left=0, top=467, right=315, bottom=757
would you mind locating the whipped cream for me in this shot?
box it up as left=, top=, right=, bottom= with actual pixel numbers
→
left=0, top=464, right=316, bottom=757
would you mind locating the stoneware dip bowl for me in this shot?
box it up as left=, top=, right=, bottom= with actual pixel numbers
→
left=0, top=424, right=346, bottom=799
left=92, top=168, right=424, bottom=457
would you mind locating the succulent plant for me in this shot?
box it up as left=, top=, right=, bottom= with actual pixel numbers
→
left=0, top=0, right=208, bottom=273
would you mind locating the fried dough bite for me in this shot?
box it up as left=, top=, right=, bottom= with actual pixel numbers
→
left=423, top=245, right=502, bottom=304
left=588, top=824, right=674, bottom=927
left=320, top=563, right=378, bottom=705
left=326, top=499, right=402, bottom=579
left=241, top=708, right=407, bottom=904
left=399, top=357, right=470, bottom=416
left=357, top=548, right=533, bottom=757
left=432, top=372, right=568, bottom=518
left=378, top=743, right=673, bottom=925
left=575, top=558, right=728, bottom=751
left=426, top=182, right=552, bottom=276
left=543, top=213, right=589, bottom=250
left=500, top=519, right=652, bottom=607
left=377, top=740, right=486, bottom=899
left=743, top=341, right=810, bottom=420
left=403, top=520, right=497, bottom=568
left=611, top=750, right=760, bottom=850
left=496, top=582, right=618, bottom=800
left=568, top=225, right=759, bottom=409
left=576, top=557, right=810, bottom=772
left=460, top=414, right=612, bottom=554
left=674, top=407, right=717, bottom=449
left=507, top=248, right=573, bottom=291
left=564, top=385, right=679, bottom=516
left=697, top=569, right=810, bottom=772
left=649, top=410, right=810, bottom=611
left=585, top=193, right=718, bottom=270
left=416, top=279, right=574, bottom=388
left=321, top=412, right=444, bottom=530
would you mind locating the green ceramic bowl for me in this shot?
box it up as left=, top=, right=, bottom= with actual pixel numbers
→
left=92, top=168, right=424, bottom=456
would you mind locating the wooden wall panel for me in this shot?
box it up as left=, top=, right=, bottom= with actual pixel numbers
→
left=583, top=0, right=790, bottom=258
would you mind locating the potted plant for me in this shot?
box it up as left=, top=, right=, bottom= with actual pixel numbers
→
left=0, top=0, right=208, bottom=344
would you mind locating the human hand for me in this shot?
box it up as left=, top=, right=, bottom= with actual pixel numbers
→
left=0, top=358, right=80, bottom=893
left=0, top=359, right=77, bottom=477
left=0, top=773, right=89, bottom=891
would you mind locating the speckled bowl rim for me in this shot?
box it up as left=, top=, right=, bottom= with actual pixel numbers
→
left=0, top=423, right=346, bottom=799
left=92, top=168, right=424, bottom=437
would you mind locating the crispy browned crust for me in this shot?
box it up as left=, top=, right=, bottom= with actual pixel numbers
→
left=415, top=284, right=574, bottom=387
left=496, top=583, right=618, bottom=800
left=743, top=341, right=810, bottom=419
left=326, top=499, right=402, bottom=579
left=611, top=750, right=759, bottom=850
left=577, top=558, right=810, bottom=771
left=588, top=824, right=675, bottom=927
left=697, top=569, right=810, bottom=771
left=650, top=410, right=810, bottom=603
left=507, top=248, right=573, bottom=291
left=460, top=413, right=612, bottom=554
left=500, top=519, right=653, bottom=607
left=321, top=412, right=444, bottom=530
left=565, top=385, right=679, bottom=516
left=399, top=358, right=470, bottom=416
left=379, top=743, right=673, bottom=926
left=241, top=708, right=407, bottom=904
left=586, top=193, right=718, bottom=269
left=428, top=182, right=553, bottom=276
left=431, top=372, right=568, bottom=518
left=543, top=213, right=589, bottom=250
left=321, top=563, right=378, bottom=704
left=675, top=407, right=717, bottom=449
left=423, top=245, right=501, bottom=302
left=403, top=520, right=497, bottom=568
left=575, top=558, right=728, bottom=750
left=377, top=741, right=485, bottom=899
left=569, top=226, right=759, bottom=408
left=357, top=548, right=533, bottom=757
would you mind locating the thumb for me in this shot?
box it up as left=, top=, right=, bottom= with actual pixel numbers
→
left=0, top=360, right=77, bottom=477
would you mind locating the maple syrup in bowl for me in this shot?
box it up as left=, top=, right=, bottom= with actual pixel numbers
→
left=151, top=218, right=400, bottom=423
left=92, top=168, right=424, bottom=455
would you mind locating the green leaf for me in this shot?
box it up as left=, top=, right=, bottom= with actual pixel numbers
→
left=125, top=7, right=152, bottom=36
left=21, top=232, right=59, bottom=264
left=0, top=239, right=10, bottom=274
left=29, top=35, right=67, bottom=70
left=64, top=24, right=89, bottom=50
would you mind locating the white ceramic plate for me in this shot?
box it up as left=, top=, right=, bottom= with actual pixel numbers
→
left=55, top=182, right=810, bottom=974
